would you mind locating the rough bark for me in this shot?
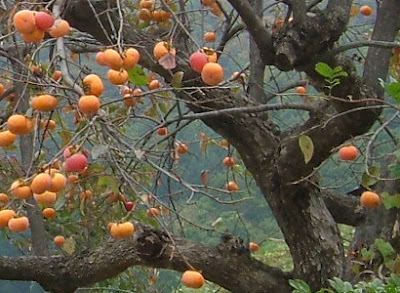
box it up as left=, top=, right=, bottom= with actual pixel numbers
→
left=0, top=224, right=291, bottom=293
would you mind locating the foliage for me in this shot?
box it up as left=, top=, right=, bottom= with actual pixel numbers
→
left=290, top=274, right=400, bottom=293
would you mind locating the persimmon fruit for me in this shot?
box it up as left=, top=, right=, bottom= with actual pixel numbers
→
left=48, top=19, right=70, bottom=38
left=360, top=191, right=380, bottom=208
left=201, top=62, right=224, bottom=85
left=181, top=270, right=205, bottom=289
left=0, top=209, right=16, bottom=227
left=360, top=5, right=372, bottom=16
left=42, top=207, right=56, bottom=219
left=54, top=235, right=66, bottom=246
left=30, top=172, right=52, bottom=194
left=31, top=94, right=58, bottom=111
left=83, top=74, right=104, bottom=96
left=0, top=130, right=16, bottom=147
left=8, top=216, right=29, bottom=232
left=338, top=145, right=358, bottom=161
left=110, top=222, right=135, bottom=238
left=13, top=10, right=36, bottom=34
left=78, top=95, right=101, bottom=115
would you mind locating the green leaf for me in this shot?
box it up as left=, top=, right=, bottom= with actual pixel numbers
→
left=289, top=279, right=311, bottom=293
left=158, top=102, right=168, bottom=114
left=361, top=165, right=380, bottom=188
left=328, top=277, right=354, bottom=292
left=385, top=81, right=400, bottom=103
left=374, top=238, right=395, bottom=258
left=171, top=71, right=184, bottom=88
left=381, top=192, right=400, bottom=209
left=299, top=135, right=314, bottom=164
left=62, top=237, right=76, bottom=255
left=127, top=66, right=148, bottom=86
left=315, top=62, right=333, bottom=78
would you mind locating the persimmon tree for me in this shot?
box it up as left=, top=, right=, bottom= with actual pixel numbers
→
left=0, top=0, right=399, bottom=292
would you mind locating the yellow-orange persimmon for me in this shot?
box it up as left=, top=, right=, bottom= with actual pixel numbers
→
left=31, top=94, right=58, bottom=111
left=0, top=130, right=16, bottom=147
left=110, top=222, right=135, bottom=238
left=83, top=74, right=104, bottom=97
left=0, top=209, right=16, bottom=227
left=8, top=216, right=29, bottom=232
left=201, top=62, right=224, bottom=85
left=78, top=95, right=101, bottom=115
left=181, top=270, right=205, bottom=289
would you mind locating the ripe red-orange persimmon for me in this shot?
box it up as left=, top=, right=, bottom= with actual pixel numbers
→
left=338, top=145, right=358, bottom=161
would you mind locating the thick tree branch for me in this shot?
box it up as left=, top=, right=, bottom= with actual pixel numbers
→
left=0, top=224, right=291, bottom=293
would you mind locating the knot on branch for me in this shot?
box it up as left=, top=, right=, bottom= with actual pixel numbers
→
left=137, top=228, right=170, bottom=259
left=272, top=10, right=346, bottom=71
left=217, top=232, right=247, bottom=256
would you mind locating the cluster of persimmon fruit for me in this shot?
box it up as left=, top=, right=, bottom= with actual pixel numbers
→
left=13, top=9, right=70, bottom=42
left=137, top=0, right=172, bottom=23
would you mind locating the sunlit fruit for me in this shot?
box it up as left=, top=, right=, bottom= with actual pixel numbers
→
left=67, top=174, right=79, bottom=183
left=103, top=48, right=123, bottom=70
left=122, top=48, right=140, bottom=69
left=8, top=216, right=29, bottom=232
left=360, top=5, right=372, bottom=16
left=64, top=153, right=88, bottom=172
left=78, top=95, right=101, bottom=115
left=201, top=62, right=224, bottom=85
left=338, top=145, right=358, bottom=161
left=110, top=221, right=135, bottom=238
left=34, top=191, right=57, bottom=205
left=0, top=193, right=9, bottom=203
left=48, top=172, right=67, bottom=192
left=204, top=31, right=216, bottom=42
left=295, top=86, right=307, bottom=95
left=226, top=180, right=239, bottom=191
left=181, top=270, right=205, bottom=289
left=189, top=51, right=208, bottom=73
left=34, top=11, right=55, bottom=31
left=107, top=69, right=129, bottom=85
left=42, top=207, right=56, bottom=219
left=222, top=156, right=235, bottom=167
left=21, top=27, right=45, bottom=42
left=201, top=0, right=215, bottom=6
left=146, top=207, right=160, bottom=218
left=360, top=191, right=380, bottom=208
left=176, top=142, right=188, bottom=154
left=10, top=180, right=32, bottom=199
left=13, top=10, right=36, bottom=34
left=30, top=172, right=52, bottom=194
left=31, top=94, right=58, bottom=111
left=249, top=242, right=260, bottom=252
left=153, top=41, right=169, bottom=60
left=48, top=19, right=70, bottom=38
left=7, top=114, right=30, bottom=135
left=157, top=127, right=168, bottom=135
left=0, top=209, right=16, bottom=227
left=83, top=74, right=104, bottom=96
left=54, top=235, right=65, bottom=246
left=0, top=130, right=16, bottom=147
